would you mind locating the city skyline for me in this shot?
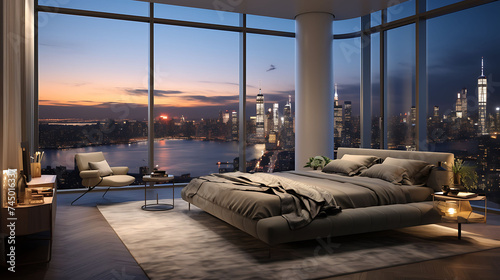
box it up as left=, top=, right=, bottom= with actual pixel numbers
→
left=38, top=1, right=500, bottom=121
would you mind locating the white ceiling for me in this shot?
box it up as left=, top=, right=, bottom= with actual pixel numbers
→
left=139, top=0, right=410, bottom=20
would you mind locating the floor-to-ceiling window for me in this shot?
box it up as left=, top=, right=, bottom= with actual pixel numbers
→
left=370, top=32, right=381, bottom=149
left=35, top=0, right=500, bottom=208
left=38, top=12, right=148, bottom=188
left=36, top=1, right=295, bottom=188
left=427, top=1, right=500, bottom=208
left=246, top=33, right=295, bottom=172
left=386, top=24, right=416, bottom=150
left=153, top=24, right=239, bottom=177
left=333, top=37, right=361, bottom=150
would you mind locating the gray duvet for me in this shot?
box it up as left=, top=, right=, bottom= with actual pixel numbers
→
left=181, top=171, right=414, bottom=230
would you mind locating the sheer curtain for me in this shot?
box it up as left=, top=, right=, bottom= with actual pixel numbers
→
left=1, top=0, right=34, bottom=188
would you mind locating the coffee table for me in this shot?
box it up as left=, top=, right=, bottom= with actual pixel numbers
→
left=142, top=174, right=175, bottom=211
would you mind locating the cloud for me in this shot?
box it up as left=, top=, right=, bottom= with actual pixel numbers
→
left=124, top=88, right=184, bottom=97
left=274, top=89, right=295, bottom=96
left=199, top=81, right=239, bottom=86
left=181, top=95, right=238, bottom=104
left=199, top=81, right=258, bottom=89
left=266, top=64, right=276, bottom=72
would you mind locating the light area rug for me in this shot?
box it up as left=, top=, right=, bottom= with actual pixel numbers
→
left=98, top=199, right=500, bottom=280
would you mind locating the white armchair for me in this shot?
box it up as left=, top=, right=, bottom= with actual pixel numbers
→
left=71, top=152, right=135, bottom=205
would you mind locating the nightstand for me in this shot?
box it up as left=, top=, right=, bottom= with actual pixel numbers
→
left=432, top=193, right=486, bottom=239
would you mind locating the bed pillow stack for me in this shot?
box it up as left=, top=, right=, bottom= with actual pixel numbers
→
left=359, top=157, right=433, bottom=185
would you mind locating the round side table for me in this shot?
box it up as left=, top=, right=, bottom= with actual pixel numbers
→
left=142, top=174, right=175, bottom=211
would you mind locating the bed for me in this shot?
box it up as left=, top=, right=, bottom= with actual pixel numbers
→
left=181, top=148, right=453, bottom=245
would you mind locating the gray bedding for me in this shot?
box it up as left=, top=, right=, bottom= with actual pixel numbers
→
left=181, top=170, right=427, bottom=230
left=183, top=172, right=340, bottom=230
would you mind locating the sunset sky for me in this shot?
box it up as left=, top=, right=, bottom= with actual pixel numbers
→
left=38, top=0, right=500, bottom=120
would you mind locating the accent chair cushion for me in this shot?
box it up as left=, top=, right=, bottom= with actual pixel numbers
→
left=100, top=175, right=135, bottom=187
left=89, top=160, right=113, bottom=177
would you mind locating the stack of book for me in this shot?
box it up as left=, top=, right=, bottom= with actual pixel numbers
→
left=447, top=192, right=478, bottom=199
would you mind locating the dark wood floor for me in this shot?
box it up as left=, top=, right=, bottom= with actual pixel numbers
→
left=2, top=187, right=500, bottom=280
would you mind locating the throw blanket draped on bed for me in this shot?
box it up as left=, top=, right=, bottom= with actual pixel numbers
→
left=184, top=172, right=341, bottom=230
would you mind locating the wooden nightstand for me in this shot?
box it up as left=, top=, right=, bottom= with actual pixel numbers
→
left=432, top=193, right=486, bottom=239
left=1, top=175, right=57, bottom=264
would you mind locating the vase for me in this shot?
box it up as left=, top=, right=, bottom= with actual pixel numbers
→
left=453, top=173, right=461, bottom=185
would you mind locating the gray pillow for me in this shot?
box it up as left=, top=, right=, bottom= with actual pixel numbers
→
left=322, top=159, right=367, bottom=176
left=382, top=157, right=432, bottom=185
left=89, top=160, right=113, bottom=177
left=340, top=154, right=381, bottom=168
left=360, top=164, right=411, bottom=185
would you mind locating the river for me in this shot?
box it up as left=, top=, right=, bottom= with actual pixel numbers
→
left=42, top=139, right=266, bottom=177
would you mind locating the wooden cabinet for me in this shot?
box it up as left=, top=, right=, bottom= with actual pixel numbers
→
left=1, top=175, right=57, bottom=264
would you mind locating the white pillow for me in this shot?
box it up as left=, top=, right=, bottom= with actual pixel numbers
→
left=89, top=160, right=113, bottom=177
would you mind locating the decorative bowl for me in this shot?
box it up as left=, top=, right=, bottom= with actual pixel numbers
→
left=449, top=187, right=461, bottom=195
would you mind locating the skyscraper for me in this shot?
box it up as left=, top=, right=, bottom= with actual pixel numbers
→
left=282, top=95, right=294, bottom=149
left=333, top=84, right=343, bottom=140
left=410, top=106, right=417, bottom=125
left=455, top=88, right=468, bottom=119
left=496, top=107, right=500, bottom=133
left=478, top=57, right=488, bottom=135
left=265, top=108, right=273, bottom=136
left=231, top=111, right=238, bottom=141
left=455, top=92, right=463, bottom=119
left=461, top=88, right=468, bottom=118
left=273, top=103, right=279, bottom=132
left=343, top=101, right=352, bottom=145
left=433, top=106, right=439, bottom=118
left=256, top=88, right=265, bottom=142
left=223, top=110, right=230, bottom=124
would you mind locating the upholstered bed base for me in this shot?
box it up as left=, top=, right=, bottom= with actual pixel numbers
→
left=185, top=194, right=441, bottom=245
left=183, top=148, right=453, bottom=245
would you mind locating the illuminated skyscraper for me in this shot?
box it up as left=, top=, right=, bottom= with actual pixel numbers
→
left=433, top=106, right=440, bottom=126
left=455, top=92, right=463, bottom=119
left=410, top=106, right=417, bottom=125
left=223, top=110, right=230, bottom=124
left=343, top=101, right=352, bottom=145
left=273, top=103, right=279, bottom=131
left=478, top=57, right=488, bottom=135
left=461, top=88, right=468, bottom=118
left=333, top=84, right=343, bottom=140
left=231, top=111, right=238, bottom=141
left=265, top=108, right=272, bottom=136
left=456, top=88, right=468, bottom=119
left=282, top=95, right=294, bottom=149
left=496, top=107, right=500, bottom=133
left=256, top=88, right=265, bottom=142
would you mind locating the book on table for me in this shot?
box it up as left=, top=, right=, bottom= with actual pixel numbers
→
left=447, top=192, right=478, bottom=199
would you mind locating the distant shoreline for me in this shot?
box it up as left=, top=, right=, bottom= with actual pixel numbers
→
left=40, top=137, right=241, bottom=150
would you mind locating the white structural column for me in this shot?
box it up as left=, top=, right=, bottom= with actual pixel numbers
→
left=295, top=12, right=334, bottom=170
left=360, top=14, right=371, bottom=148
left=416, top=0, right=427, bottom=150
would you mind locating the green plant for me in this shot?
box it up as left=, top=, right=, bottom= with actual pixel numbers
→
left=304, top=156, right=332, bottom=170
left=451, top=159, right=479, bottom=190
